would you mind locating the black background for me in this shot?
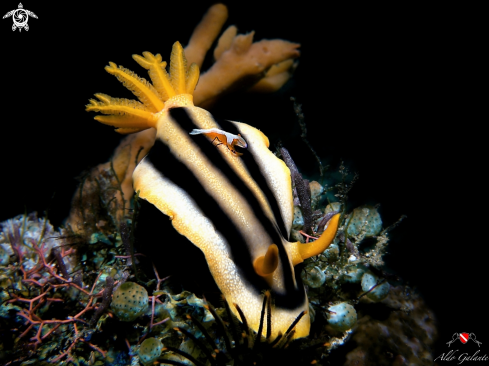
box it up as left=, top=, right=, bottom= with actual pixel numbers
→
left=1, top=0, right=485, bottom=358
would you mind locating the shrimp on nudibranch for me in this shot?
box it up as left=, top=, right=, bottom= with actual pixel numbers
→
left=190, top=128, right=247, bottom=156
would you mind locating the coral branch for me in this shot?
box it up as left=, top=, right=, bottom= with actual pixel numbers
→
left=81, top=340, right=107, bottom=358
left=53, top=247, right=70, bottom=280
left=152, top=262, right=170, bottom=291
left=185, top=3, right=229, bottom=68
left=195, top=36, right=300, bottom=107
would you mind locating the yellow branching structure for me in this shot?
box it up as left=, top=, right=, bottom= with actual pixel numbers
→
left=86, top=42, right=199, bottom=134
left=196, top=29, right=300, bottom=108
left=184, top=4, right=300, bottom=108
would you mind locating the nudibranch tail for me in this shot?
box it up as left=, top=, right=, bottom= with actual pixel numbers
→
left=86, top=41, right=200, bottom=134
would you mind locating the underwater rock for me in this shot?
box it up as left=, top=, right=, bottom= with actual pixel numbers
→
left=0, top=213, right=71, bottom=272
left=345, top=286, right=437, bottom=366
left=302, top=266, right=326, bottom=288
left=361, top=271, right=390, bottom=302
left=309, top=180, right=324, bottom=208
left=292, top=206, right=304, bottom=229
left=322, top=242, right=339, bottom=263
left=346, top=206, right=382, bottom=237
left=111, top=281, right=149, bottom=321
left=0, top=212, right=77, bottom=284
left=0, top=245, right=8, bottom=265
left=327, top=302, right=357, bottom=332
left=289, top=228, right=305, bottom=243
left=90, top=232, right=113, bottom=245
left=325, top=202, right=342, bottom=215
left=138, top=337, right=163, bottom=365
left=66, top=156, right=130, bottom=239
left=153, top=291, right=215, bottom=337
left=342, top=264, right=366, bottom=283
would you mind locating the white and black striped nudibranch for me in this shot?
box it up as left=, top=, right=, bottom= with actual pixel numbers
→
left=86, top=42, right=340, bottom=340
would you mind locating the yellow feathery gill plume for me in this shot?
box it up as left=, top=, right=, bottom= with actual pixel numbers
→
left=86, top=42, right=200, bottom=134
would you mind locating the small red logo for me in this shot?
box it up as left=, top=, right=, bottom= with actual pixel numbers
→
left=460, top=333, right=469, bottom=344
left=447, top=332, right=482, bottom=347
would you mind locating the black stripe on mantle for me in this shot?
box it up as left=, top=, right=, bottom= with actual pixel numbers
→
left=139, top=107, right=305, bottom=309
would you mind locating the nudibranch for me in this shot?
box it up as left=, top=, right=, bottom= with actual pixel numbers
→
left=86, top=42, right=340, bottom=340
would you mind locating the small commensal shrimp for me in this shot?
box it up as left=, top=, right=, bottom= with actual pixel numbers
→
left=190, top=128, right=248, bottom=156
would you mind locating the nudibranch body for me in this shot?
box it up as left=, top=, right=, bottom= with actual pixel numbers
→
left=87, top=42, right=340, bottom=340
